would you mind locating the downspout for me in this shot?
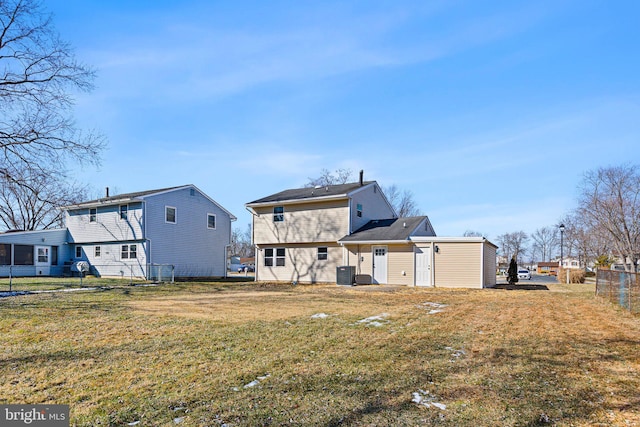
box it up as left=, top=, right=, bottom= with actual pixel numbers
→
left=480, top=240, right=485, bottom=288
left=246, top=205, right=258, bottom=282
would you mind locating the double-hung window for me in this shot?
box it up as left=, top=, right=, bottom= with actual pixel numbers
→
left=166, top=206, right=177, bottom=224
left=317, top=247, right=328, bottom=261
left=95, top=246, right=101, bottom=258
left=120, top=205, right=128, bottom=220
left=89, top=208, right=97, bottom=222
left=264, top=248, right=286, bottom=267
left=356, top=203, right=363, bottom=218
left=121, top=244, right=137, bottom=259
left=207, top=214, right=216, bottom=229
left=273, top=206, right=284, bottom=222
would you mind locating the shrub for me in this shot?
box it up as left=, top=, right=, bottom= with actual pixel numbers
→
left=558, top=268, right=586, bottom=284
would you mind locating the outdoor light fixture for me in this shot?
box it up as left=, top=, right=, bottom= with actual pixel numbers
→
left=434, top=245, right=439, bottom=253
left=559, top=223, right=565, bottom=268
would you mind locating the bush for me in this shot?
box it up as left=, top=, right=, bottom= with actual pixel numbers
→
left=558, top=268, right=586, bottom=284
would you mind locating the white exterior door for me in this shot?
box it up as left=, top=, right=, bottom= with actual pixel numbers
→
left=415, top=246, right=432, bottom=287
left=372, top=246, right=388, bottom=284
left=35, top=246, right=50, bottom=275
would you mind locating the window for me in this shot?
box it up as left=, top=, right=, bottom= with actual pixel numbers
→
left=120, top=205, right=128, bottom=220
left=317, top=247, right=328, bottom=261
left=121, top=244, right=137, bottom=259
left=37, top=247, right=49, bottom=263
left=95, top=246, right=101, bottom=258
left=190, top=188, right=196, bottom=196
left=166, top=206, right=176, bottom=223
left=356, top=203, right=363, bottom=218
left=51, top=246, right=58, bottom=266
left=207, top=214, right=216, bottom=229
left=76, top=246, right=82, bottom=258
left=273, top=206, right=284, bottom=222
left=264, top=248, right=285, bottom=267
left=0, top=244, right=11, bottom=265
left=14, top=245, right=34, bottom=265
left=89, top=208, right=97, bottom=222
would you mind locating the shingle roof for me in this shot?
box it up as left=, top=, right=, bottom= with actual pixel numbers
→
left=339, top=216, right=429, bottom=242
left=246, top=181, right=375, bottom=205
left=67, top=185, right=187, bottom=207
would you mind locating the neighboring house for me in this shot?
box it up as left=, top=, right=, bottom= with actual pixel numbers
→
left=246, top=178, right=497, bottom=288
left=537, top=262, right=560, bottom=275
left=0, top=185, right=236, bottom=279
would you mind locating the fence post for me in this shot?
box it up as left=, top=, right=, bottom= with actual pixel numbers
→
left=9, top=265, right=12, bottom=292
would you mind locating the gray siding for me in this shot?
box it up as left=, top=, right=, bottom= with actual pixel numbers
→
left=145, top=187, right=232, bottom=277
left=66, top=202, right=144, bottom=243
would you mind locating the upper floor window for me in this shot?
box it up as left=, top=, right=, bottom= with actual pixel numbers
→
left=166, top=206, right=177, bottom=224
left=273, top=206, right=284, bottom=222
left=207, top=214, right=216, bottom=229
left=89, top=208, right=97, bottom=222
left=75, top=246, right=82, bottom=258
left=317, top=247, right=328, bottom=261
left=356, top=203, right=363, bottom=218
left=120, top=205, right=128, bottom=220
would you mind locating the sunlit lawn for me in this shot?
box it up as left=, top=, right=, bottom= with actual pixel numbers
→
left=1, top=281, right=639, bottom=426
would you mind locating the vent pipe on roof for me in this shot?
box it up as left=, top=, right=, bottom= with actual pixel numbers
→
left=105, top=187, right=109, bottom=197
left=359, top=170, right=364, bottom=186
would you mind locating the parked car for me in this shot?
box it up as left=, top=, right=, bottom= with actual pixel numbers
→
left=517, top=269, right=531, bottom=280
left=238, top=264, right=255, bottom=273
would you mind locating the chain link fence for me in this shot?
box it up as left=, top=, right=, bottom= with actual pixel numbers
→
left=596, top=269, right=639, bottom=313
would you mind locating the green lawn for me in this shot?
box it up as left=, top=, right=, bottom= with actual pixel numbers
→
left=1, top=281, right=639, bottom=426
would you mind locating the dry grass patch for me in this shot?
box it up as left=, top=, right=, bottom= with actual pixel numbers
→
left=1, top=282, right=639, bottom=426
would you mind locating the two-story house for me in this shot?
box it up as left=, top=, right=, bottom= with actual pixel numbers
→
left=0, top=185, right=236, bottom=279
left=246, top=177, right=497, bottom=288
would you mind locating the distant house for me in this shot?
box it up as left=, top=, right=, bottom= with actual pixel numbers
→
left=537, top=262, right=560, bottom=276
left=0, top=185, right=236, bottom=279
left=246, top=177, right=497, bottom=288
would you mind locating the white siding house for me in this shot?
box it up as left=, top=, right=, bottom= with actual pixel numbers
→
left=0, top=185, right=236, bottom=279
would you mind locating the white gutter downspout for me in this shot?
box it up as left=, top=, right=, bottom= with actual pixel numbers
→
left=480, top=240, right=485, bottom=288
left=245, top=206, right=258, bottom=282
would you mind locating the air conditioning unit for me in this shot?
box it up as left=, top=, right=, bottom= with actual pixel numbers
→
left=336, top=266, right=355, bottom=286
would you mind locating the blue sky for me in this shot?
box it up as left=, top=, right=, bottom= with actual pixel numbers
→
left=47, top=0, right=640, bottom=240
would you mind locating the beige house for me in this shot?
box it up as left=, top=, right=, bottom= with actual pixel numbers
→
left=246, top=178, right=497, bottom=288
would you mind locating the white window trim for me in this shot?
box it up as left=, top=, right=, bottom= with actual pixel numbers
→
left=207, top=213, right=216, bottom=229
left=165, top=206, right=177, bottom=224
left=317, top=247, right=328, bottom=261
left=95, top=246, right=101, bottom=258
left=120, top=204, right=128, bottom=220
left=273, top=206, right=284, bottom=222
left=89, top=208, right=97, bottom=223
left=121, top=244, right=137, bottom=260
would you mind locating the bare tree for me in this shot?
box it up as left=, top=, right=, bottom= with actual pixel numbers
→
left=463, top=230, right=485, bottom=237
left=0, top=0, right=105, bottom=188
left=383, top=184, right=421, bottom=217
left=496, top=231, right=529, bottom=264
left=0, top=172, right=87, bottom=230
left=530, top=226, right=558, bottom=262
left=576, top=165, right=640, bottom=272
left=306, top=168, right=353, bottom=187
left=231, top=223, right=254, bottom=257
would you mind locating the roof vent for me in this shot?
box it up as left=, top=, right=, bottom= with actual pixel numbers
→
left=359, top=170, right=364, bottom=186
left=314, top=185, right=322, bottom=189
left=403, top=222, right=407, bottom=228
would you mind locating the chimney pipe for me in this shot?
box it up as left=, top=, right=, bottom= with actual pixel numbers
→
left=359, top=170, right=364, bottom=186
left=105, top=187, right=110, bottom=197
